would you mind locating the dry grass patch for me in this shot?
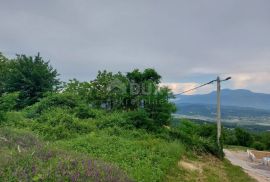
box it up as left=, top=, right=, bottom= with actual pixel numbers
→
left=166, top=154, right=255, bottom=182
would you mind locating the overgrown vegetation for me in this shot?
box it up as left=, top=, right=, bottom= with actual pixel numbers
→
left=174, top=118, right=270, bottom=151
left=224, top=127, right=270, bottom=151
left=0, top=128, right=132, bottom=182
left=0, top=52, right=254, bottom=181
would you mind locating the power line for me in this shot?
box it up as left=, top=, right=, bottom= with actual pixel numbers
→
left=174, top=77, right=231, bottom=96
left=174, top=79, right=216, bottom=96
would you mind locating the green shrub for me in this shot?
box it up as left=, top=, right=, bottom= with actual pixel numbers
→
left=126, top=109, right=157, bottom=131
left=97, top=111, right=132, bottom=129
left=224, top=129, right=238, bottom=145
left=74, top=104, right=97, bottom=119
left=169, top=120, right=223, bottom=158
left=97, top=109, right=160, bottom=131
left=24, top=93, right=81, bottom=118
left=259, top=132, right=270, bottom=150
left=251, top=141, right=266, bottom=151
left=2, top=111, right=33, bottom=128
left=235, top=128, right=253, bottom=147
left=0, top=92, right=19, bottom=122
left=31, top=108, right=94, bottom=140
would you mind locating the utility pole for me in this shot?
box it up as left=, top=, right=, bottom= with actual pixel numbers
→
left=216, top=76, right=221, bottom=148
left=175, top=76, right=231, bottom=150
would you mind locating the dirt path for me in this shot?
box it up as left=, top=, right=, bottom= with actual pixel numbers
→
left=224, top=149, right=270, bottom=182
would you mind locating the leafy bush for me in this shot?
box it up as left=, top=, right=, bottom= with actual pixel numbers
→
left=97, top=111, right=132, bottom=129
left=74, top=104, right=97, bottom=119
left=251, top=141, right=266, bottom=151
left=25, top=93, right=81, bottom=118
left=0, top=92, right=19, bottom=122
left=2, top=111, right=33, bottom=128
left=223, top=127, right=270, bottom=151
left=31, top=108, right=95, bottom=140
left=235, top=128, right=253, bottom=147
left=169, top=120, right=223, bottom=158
left=224, top=129, right=238, bottom=145
left=126, top=109, right=156, bottom=130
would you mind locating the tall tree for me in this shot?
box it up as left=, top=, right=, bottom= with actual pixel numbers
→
left=4, top=53, right=60, bottom=108
left=126, top=68, right=162, bottom=109
left=144, top=87, right=176, bottom=126
left=126, top=68, right=176, bottom=126
left=90, top=70, right=128, bottom=109
left=0, top=52, right=9, bottom=95
left=64, top=79, right=93, bottom=103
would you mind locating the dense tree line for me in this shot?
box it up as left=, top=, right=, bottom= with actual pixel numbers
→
left=0, top=52, right=175, bottom=128
left=224, top=127, right=270, bottom=150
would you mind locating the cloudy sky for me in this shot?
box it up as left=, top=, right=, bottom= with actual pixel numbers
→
left=1, top=0, right=270, bottom=94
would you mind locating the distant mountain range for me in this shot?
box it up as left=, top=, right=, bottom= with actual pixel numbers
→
left=174, top=89, right=270, bottom=110
left=173, top=89, right=270, bottom=126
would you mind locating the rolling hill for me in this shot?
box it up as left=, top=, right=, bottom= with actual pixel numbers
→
left=174, top=89, right=270, bottom=110
left=173, top=89, right=270, bottom=128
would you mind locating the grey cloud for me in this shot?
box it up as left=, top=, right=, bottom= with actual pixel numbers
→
left=0, top=0, right=270, bottom=92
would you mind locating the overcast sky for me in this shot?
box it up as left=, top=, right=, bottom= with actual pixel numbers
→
left=1, top=0, right=270, bottom=94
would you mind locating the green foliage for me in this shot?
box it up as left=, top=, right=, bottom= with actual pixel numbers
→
left=31, top=108, right=95, bottom=140
left=222, top=159, right=256, bottom=182
left=0, top=128, right=131, bottom=182
left=90, top=70, right=125, bottom=109
left=251, top=141, right=266, bottom=151
left=224, top=129, right=238, bottom=145
left=260, top=132, right=270, bottom=149
left=126, top=68, right=162, bottom=110
left=0, top=53, right=9, bottom=95
left=64, top=79, right=93, bottom=103
left=74, top=104, right=97, bottom=119
left=0, top=52, right=255, bottom=181
left=224, top=126, right=270, bottom=151
left=235, top=128, right=253, bottom=147
left=126, top=109, right=155, bottom=130
left=63, top=68, right=176, bottom=128
left=25, top=93, right=81, bottom=118
left=97, top=111, right=131, bottom=129
left=144, top=87, right=176, bottom=126
left=3, top=111, right=33, bottom=128
left=170, top=120, right=223, bottom=158
left=0, top=92, right=19, bottom=111
left=3, top=53, right=60, bottom=108
left=0, top=92, right=19, bottom=122
left=57, top=128, right=185, bottom=182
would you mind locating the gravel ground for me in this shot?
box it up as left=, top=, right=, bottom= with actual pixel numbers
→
left=224, top=149, right=270, bottom=182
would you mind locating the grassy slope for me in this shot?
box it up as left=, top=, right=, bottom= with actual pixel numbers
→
left=56, top=128, right=185, bottom=182
left=0, top=126, right=255, bottom=182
